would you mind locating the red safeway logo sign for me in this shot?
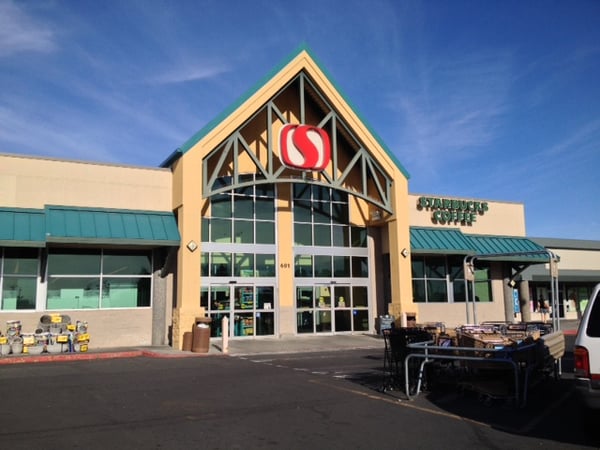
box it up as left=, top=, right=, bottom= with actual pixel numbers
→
left=279, top=124, right=331, bottom=171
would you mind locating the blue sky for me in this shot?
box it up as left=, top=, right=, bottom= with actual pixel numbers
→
left=1, top=0, right=599, bottom=240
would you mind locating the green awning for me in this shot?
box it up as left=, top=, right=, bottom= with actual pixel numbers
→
left=410, top=227, right=547, bottom=262
left=467, top=234, right=547, bottom=262
left=410, top=227, right=475, bottom=255
left=0, top=208, right=46, bottom=247
left=45, top=206, right=180, bottom=246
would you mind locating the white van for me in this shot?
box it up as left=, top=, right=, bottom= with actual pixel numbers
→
left=574, top=283, right=600, bottom=409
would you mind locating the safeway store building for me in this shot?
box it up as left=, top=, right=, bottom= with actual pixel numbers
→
left=1, top=47, right=599, bottom=349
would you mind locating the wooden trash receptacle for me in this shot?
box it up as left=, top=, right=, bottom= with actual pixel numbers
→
left=182, top=331, right=193, bottom=352
left=192, top=317, right=212, bottom=353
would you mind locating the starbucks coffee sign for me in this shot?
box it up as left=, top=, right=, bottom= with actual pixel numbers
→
left=417, top=196, right=489, bottom=225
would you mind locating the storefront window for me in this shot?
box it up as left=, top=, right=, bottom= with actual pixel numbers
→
left=206, top=177, right=276, bottom=245
left=1, top=248, right=39, bottom=310
left=46, top=249, right=152, bottom=310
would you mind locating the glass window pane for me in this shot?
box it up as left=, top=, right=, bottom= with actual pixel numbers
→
left=256, top=286, right=274, bottom=309
left=256, top=221, right=275, bottom=244
left=335, top=310, right=352, bottom=332
left=352, top=286, right=368, bottom=307
left=235, top=286, right=254, bottom=309
left=234, top=313, right=254, bottom=336
left=102, top=277, right=150, bottom=307
left=256, top=183, right=275, bottom=198
left=331, top=203, right=348, bottom=225
left=293, top=200, right=312, bottom=222
left=351, top=227, right=367, bottom=247
left=256, top=254, right=275, bottom=277
left=353, top=309, right=369, bottom=332
left=453, top=280, right=467, bottom=302
left=234, top=253, right=254, bottom=277
left=426, top=257, right=446, bottom=279
left=314, top=224, right=331, bottom=246
left=332, top=225, right=349, bottom=247
left=46, top=277, right=100, bottom=309
left=211, top=253, right=231, bottom=276
left=314, top=255, right=332, bottom=277
left=351, top=257, right=368, bottom=277
left=411, top=257, right=425, bottom=278
left=294, top=223, right=312, bottom=246
left=317, top=286, right=331, bottom=307
left=212, top=176, right=231, bottom=190
left=293, top=183, right=311, bottom=200
left=448, top=256, right=464, bottom=279
left=316, top=310, right=332, bottom=332
left=211, top=194, right=232, bottom=218
left=255, top=198, right=275, bottom=220
left=312, top=185, right=330, bottom=202
left=334, top=256, right=350, bottom=277
left=234, top=197, right=253, bottom=219
left=313, top=202, right=330, bottom=223
left=48, top=251, right=100, bottom=275
left=331, top=189, right=346, bottom=202
left=211, top=218, right=231, bottom=243
left=334, top=285, right=350, bottom=308
left=295, top=255, right=313, bottom=277
left=211, top=286, right=230, bottom=311
left=103, top=251, right=151, bottom=275
left=296, top=286, right=314, bottom=308
left=3, top=248, right=38, bottom=275
left=412, top=280, right=426, bottom=303
left=234, top=220, right=253, bottom=244
left=201, top=218, right=210, bottom=242
left=200, top=253, right=209, bottom=277
left=475, top=281, right=492, bottom=302
left=427, top=280, right=448, bottom=302
left=201, top=286, right=209, bottom=309
left=1, top=277, right=36, bottom=310
left=256, top=311, right=274, bottom=336
left=297, top=311, right=313, bottom=333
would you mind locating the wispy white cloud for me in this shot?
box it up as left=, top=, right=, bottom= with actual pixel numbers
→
left=148, top=63, right=231, bottom=85
left=0, top=0, right=58, bottom=57
left=391, top=51, right=513, bottom=171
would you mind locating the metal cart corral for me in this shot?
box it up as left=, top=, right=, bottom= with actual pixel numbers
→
left=403, top=330, right=565, bottom=408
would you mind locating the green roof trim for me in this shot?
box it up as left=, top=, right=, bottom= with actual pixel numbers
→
left=410, top=227, right=547, bottom=262
left=410, top=227, right=475, bottom=255
left=160, top=44, right=410, bottom=179
left=467, top=234, right=547, bottom=262
left=45, top=206, right=180, bottom=246
left=0, top=208, right=46, bottom=247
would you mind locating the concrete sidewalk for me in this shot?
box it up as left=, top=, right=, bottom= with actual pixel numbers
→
left=0, top=319, right=580, bottom=365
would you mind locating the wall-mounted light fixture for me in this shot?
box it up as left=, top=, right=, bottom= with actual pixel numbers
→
left=187, top=240, right=198, bottom=252
left=370, top=210, right=382, bottom=221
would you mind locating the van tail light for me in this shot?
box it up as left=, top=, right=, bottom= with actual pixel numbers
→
left=575, top=346, right=590, bottom=378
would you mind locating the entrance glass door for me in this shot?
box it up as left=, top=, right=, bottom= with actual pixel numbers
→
left=296, top=283, right=367, bottom=334
left=203, top=284, right=275, bottom=338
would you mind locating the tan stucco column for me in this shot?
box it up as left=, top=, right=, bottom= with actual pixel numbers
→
left=386, top=177, right=415, bottom=325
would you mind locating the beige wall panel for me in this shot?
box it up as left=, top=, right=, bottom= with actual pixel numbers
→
left=0, top=309, right=152, bottom=349
left=417, top=301, right=506, bottom=329
left=546, top=248, right=600, bottom=270
left=409, top=194, right=526, bottom=236
left=0, top=153, right=172, bottom=211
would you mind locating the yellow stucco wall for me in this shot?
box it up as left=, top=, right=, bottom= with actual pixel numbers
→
left=0, top=153, right=172, bottom=210
left=409, top=193, right=526, bottom=237
left=170, top=49, right=412, bottom=345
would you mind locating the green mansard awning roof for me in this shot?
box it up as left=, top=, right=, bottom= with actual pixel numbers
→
left=0, top=208, right=46, bottom=247
left=0, top=206, right=180, bottom=247
left=410, top=227, right=475, bottom=255
left=410, top=227, right=547, bottom=261
left=45, top=206, right=180, bottom=246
